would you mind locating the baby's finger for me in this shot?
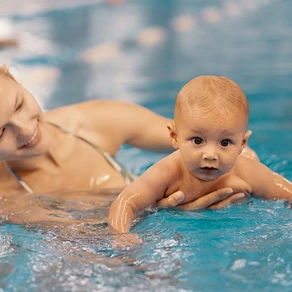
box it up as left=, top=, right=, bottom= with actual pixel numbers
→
left=177, top=188, right=233, bottom=211
left=111, top=233, right=142, bottom=250
left=156, top=191, right=185, bottom=208
left=208, top=193, right=248, bottom=210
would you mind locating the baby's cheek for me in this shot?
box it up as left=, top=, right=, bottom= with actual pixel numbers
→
left=225, top=164, right=233, bottom=172
left=223, top=155, right=238, bottom=171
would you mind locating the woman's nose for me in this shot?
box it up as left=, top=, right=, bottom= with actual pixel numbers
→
left=11, top=116, right=34, bottom=138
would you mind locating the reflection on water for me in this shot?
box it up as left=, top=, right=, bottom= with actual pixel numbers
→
left=1, top=0, right=292, bottom=291
left=0, top=190, right=117, bottom=225
left=1, top=198, right=292, bottom=291
left=0, top=189, right=186, bottom=291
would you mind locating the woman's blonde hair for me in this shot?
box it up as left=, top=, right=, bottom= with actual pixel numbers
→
left=0, top=64, right=18, bottom=82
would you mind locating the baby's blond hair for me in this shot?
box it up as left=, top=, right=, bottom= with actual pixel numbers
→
left=174, top=75, right=249, bottom=125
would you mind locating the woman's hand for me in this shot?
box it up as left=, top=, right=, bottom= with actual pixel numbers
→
left=156, top=188, right=249, bottom=210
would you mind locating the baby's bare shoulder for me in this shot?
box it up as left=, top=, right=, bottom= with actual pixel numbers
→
left=214, top=173, right=252, bottom=194
left=152, top=151, right=185, bottom=188
left=156, top=151, right=183, bottom=175
left=232, top=155, right=270, bottom=192
left=234, top=154, right=261, bottom=173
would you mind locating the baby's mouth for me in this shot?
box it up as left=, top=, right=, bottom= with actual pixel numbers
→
left=200, top=167, right=218, bottom=175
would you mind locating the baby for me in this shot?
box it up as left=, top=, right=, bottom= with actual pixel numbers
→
left=108, top=75, right=292, bottom=234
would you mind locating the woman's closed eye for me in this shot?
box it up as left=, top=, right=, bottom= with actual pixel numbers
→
left=16, top=98, right=24, bottom=112
left=0, top=127, right=6, bottom=140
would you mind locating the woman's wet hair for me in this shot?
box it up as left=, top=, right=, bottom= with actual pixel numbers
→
left=0, top=65, right=18, bottom=82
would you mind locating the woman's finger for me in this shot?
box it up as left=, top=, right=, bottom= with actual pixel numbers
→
left=208, top=192, right=248, bottom=210
left=175, top=188, right=234, bottom=211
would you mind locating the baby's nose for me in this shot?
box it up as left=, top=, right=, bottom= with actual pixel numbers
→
left=202, top=146, right=218, bottom=160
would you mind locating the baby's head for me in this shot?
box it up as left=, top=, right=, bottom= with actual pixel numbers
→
left=168, top=75, right=252, bottom=181
left=174, top=75, right=249, bottom=128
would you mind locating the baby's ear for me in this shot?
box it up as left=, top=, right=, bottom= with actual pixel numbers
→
left=167, top=122, right=179, bottom=149
left=240, top=130, right=252, bottom=152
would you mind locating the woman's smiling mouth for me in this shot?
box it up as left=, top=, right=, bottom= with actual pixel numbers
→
left=20, top=125, right=41, bottom=148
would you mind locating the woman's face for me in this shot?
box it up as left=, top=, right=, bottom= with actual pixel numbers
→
left=0, top=75, right=51, bottom=161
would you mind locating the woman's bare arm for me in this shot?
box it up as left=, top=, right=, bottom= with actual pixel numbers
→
left=75, top=100, right=173, bottom=153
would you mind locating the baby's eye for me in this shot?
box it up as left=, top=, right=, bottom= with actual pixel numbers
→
left=220, top=139, right=231, bottom=147
left=192, top=137, right=203, bottom=145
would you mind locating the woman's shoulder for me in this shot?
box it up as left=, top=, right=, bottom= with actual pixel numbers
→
left=43, top=103, right=82, bottom=127
left=44, top=100, right=133, bottom=120
left=42, top=100, right=129, bottom=140
left=43, top=100, right=105, bottom=121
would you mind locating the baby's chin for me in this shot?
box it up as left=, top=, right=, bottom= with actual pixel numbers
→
left=197, top=176, right=218, bottom=182
left=193, top=174, right=219, bottom=182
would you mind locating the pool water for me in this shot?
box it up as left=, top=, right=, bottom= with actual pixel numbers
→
left=0, top=0, right=292, bottom=291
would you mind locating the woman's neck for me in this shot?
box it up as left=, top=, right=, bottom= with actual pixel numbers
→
left=4, top=123, right=61, bottom=173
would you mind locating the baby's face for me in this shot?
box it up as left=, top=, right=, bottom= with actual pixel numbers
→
left=174, top=107, right=249, bottom=181
left=0, top=75, right=50, bottom=161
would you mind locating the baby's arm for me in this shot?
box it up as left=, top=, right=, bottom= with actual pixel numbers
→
left=108, top=160, right=172, bottom=233
left=242, top=157, right=292, bottom=200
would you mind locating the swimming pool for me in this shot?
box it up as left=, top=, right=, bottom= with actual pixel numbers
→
left=0, top=0, right=292, bottom=291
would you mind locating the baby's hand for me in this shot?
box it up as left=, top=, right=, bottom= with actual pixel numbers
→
left=111, top=233, right=142, bottom=250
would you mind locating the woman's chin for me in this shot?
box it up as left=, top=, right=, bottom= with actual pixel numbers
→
left=15, top=139, right=51, bottom=160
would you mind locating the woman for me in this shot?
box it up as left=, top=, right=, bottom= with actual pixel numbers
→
left=0, top=65, right=254, bottom=224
